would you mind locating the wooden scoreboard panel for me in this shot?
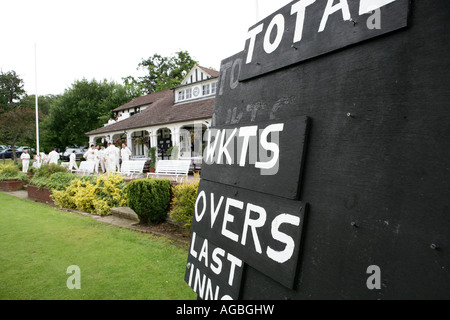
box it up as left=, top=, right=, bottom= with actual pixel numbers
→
left=186, top=0, right=450, bottom=299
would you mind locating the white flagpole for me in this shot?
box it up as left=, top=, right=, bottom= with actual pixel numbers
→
left=35, top=43, right=40, bottom=165
left=255, top=0, right=260, bottom=22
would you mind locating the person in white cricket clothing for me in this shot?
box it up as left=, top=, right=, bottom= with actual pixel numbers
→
left=121, top=143, right=132, bottom=162
left=106, top=143, right=117, bottom=173
left=47, top=148, right=60, bottom=165
left=40, top=152, right=48, bottom=165
left=69, top=150, right=78, bottom=172
left=84, top=145, right=99, bottom=174
left=20, top=149, right=30, bottom=172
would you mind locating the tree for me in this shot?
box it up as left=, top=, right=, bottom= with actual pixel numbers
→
left=0, top=71, right=37, bottom=162
left=20, top=94, right=58, bottom=116
left=128, top=51, right=197, bottom=94
left=0, top=107, right=36, bottom=163
left=122, top=76, right=147, bottom=97
left=0, top=70, right=26, bottom=111
left=42, top=79, right=134, bottom=149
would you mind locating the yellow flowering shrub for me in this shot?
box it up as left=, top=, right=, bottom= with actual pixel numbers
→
left=169, top=178, right=200, bottom=230
left=74, top=180, right=97, bottom=213
left=53, top=180, right=80, bottom=209
left=53, top=174, right=127, bottom=216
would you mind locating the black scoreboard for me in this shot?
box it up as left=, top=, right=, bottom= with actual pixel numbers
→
left=186, top=0, right=450, bottom=299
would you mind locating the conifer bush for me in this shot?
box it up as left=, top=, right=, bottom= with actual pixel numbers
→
left=126, top=178, right=171, bottom=224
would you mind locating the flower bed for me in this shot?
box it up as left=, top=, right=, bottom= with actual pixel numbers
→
left=0, top=163, right=29, bottom=192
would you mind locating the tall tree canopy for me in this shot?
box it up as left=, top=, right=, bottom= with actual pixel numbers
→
left=0, top=107, right=36, bottom=155
left=0, top=70, right=26, bottom=111
left=42, top=79, right=134, bottom=149
left=127, top=51, right=197, bottom=95
left=0, top=70, right=36, bottom=162
left=20, top=94, right=56, bottom=117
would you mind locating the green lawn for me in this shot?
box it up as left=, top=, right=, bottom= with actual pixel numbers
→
left=0, top=192, right=196, bottom=300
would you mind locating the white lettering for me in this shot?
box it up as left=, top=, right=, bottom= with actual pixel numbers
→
left=255, top=123, right=284, bottom=173
left=241, top=203, right=267, bottom=253
left=190, top=232, right=198, bottom=259
left=198, top=238, right=209, bottom=268
left=210, top=193, right=224, bottom=228
left=263, top=14, right=285, bottom=54
left=291, top=0, right=317, bottom=43
left=195, top=190, right=207, bottom=222
left=319, top=0, right=351, bottom=32
left=177, top=303, right=211, bottom=316
left=205, top=129, right=220, bottom=164
left=203, top=123, right=284, bottom=173
left=188, top=262, right=195, bottom=286
left=266, top=214, right=301, bottom=263
left=217, top=128, right=237, bottom=165
left=221, top=198, right=243, bottom=242
left=230, top=58, right=242, bottom=90
left=205, top=277, right=220, bottom=300
left=238, top=125, right=258, bottom=167
left=211, top=247, right=225, bottom=275
left=193, top=268, right=206, bottom=298
left=227, top=253, right=243, bottom=286
left=245, top=23, right=264, bottom=64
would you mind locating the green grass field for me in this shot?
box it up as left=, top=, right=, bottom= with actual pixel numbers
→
left=0, top=192, right=196, bottom=300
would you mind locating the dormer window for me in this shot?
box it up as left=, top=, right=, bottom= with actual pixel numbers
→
left=174, top=65, right=219, bottom=104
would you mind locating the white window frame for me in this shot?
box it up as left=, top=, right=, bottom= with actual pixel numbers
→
left=186, top=88, right=192, bottom=100
left=178, top=90, right=185, bottom=101
left=202, top=84, right=210, bottom=96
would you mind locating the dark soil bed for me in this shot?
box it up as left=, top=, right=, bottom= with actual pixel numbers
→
left=132, top=221, right=191, bottom=248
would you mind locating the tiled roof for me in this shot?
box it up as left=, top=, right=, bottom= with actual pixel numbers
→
left=198, top=65, right=219, bottom=78
left=86, top=89, right=214, bottom=136
left=113, top=90, right=170, bottom=112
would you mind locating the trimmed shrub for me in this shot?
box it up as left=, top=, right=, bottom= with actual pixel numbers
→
left=169, top=179, right=199, bottom=230
left=126, top=178, right=171, bottom=224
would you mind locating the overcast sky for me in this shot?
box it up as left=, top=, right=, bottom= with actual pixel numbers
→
left=0, top=0, right=292, bottom=96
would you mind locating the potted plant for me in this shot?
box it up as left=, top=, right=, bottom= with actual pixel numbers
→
left=167, top=145, right=179, bottom=160
left=148, top=147, right=156, bottom=173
